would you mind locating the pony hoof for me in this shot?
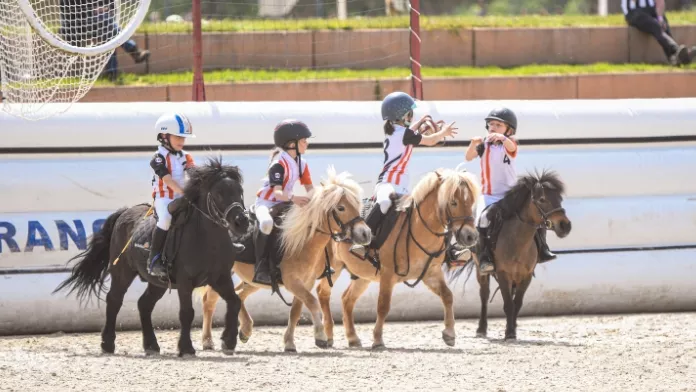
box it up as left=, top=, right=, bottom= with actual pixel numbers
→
left=202, top=338, right=215, bottom=350
left=284, top=347, right=297, bottom=353
left=504, top=335, right=517, bottom=341
left=442, top=333, right=456, bottom=347
left=315, top=339, right=329, bottom=349
left=100, top=342, right=115, bottom=354
left=221, top=341, right=237, bottom=353
left=348, top=340, right=362, bottom=348
left=327, top=339, right=334, bottom=348
left=371, top=343, right=386, bottom=350
left=178, top=352, right=196, bottom=358
left=144, top=348, right=160, bottom=356
left=475, top=331, right=487, bottom=338
left=239, top=331, right=250, bottom=344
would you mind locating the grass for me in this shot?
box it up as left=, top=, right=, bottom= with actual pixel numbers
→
left=96, top=63, right=696, bottom=87
left=137, top=11, right=696, bottom=33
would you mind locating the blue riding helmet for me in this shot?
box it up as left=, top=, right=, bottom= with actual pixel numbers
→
left=381, top=91, right=417, bottom=122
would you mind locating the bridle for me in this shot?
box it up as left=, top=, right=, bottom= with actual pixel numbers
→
left=517, top=185, right=565, bottom=229
left=317, top=208, right=365, bottom=242
left=188, top=192, right=246, bottom=233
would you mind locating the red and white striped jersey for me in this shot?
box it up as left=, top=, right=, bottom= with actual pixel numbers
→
left=255, top=150, right=312, bottom=207
left=150, top=145, right=194, bottom=200
left=376, top=124, right=422, bottom=190
left=479, top=140, right=518, bottom=199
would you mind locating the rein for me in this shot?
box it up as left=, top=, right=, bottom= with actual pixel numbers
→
left=314, top=208, right=365, bottom=288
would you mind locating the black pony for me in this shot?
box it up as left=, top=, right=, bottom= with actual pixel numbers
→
left=54, top=156, right=250, bottom=357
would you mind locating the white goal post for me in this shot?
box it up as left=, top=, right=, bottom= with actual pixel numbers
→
left=0, top=0, right=151, bottom=120
left=15, top=0, right=151, bottom=56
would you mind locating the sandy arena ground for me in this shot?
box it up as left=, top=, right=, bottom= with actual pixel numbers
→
left=0, top=312, right=695, bottom=392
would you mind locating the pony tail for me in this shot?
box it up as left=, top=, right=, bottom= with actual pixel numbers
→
left=384, top=121, right=395, bottom=136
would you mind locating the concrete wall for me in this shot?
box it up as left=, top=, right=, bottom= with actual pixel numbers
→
left=114, top=26, right=696, bottom=74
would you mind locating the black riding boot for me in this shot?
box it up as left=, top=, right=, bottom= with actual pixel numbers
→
left=535, top=227, right=557, bottom=263
left=477, top=227, right=495, bottom=274
left=148, top=227, right=168, bottom=278
left=252, top=231, right=272, bottom=286
left=350, top=205, right=385, bottom=258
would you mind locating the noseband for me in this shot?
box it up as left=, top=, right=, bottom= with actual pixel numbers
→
left=189, top=192, right=246, bottom=233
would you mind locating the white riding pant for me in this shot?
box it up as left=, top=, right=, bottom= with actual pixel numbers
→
left=476, top=194, right=503, bottom=229
left=254, top=203, right=274, bottom=235
left=154, top=197, right=174, bottom=230
left=374, top=182, right=408, bottom=214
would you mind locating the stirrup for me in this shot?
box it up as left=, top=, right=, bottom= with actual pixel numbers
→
left=449, top=248, right=472, bottom=266
left=148, top=255, right=168, bottom=277
left=349, top=244, right=368, bottom=260
left=478, top=260, right=495, bottom=274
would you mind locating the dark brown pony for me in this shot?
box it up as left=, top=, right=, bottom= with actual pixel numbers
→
left=449, top=170, right=572, bottom=340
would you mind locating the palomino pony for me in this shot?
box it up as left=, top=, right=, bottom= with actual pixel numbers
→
left=54, top=157, right=250, bottom=357
left=316, top=168, right=481, bottom=349
left=449, top=170, right=572, bottom=340
left=197, top=166, right=372, bottom=352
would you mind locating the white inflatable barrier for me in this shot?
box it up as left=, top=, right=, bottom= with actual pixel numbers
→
left=1, top=99, right=695, bottom=335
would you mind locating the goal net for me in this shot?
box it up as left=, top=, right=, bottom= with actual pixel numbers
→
left=0, top=0, right=151, bottom=120
left=57, top=0, right=420, bottom=104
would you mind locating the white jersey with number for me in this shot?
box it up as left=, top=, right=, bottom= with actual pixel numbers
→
left=255, top=150, right=312, bottom=208
left=479, top=139, right=518, bottom=206
left=375, top=124, right=423, bottom=194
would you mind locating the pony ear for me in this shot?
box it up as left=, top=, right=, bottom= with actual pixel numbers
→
left=435, top=168, right=445, bottom=179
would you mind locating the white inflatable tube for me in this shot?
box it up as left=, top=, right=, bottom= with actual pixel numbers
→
left=1, top=248, right=694, bottom=335
left=2, top=99, right=696, bottom=149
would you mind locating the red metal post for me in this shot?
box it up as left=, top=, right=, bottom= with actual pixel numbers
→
left=409, top=0, right=422, bottom=100
left=191, top=0, right=206, bottom=101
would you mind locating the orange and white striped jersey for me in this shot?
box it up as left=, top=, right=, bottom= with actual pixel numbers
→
left=150, top=145, right=194, bottom=200
left=255, top=150, right=312, bottom=208
left=376, top=124, right=422, bottom=191
left=478, top=139, right=518, bottom=204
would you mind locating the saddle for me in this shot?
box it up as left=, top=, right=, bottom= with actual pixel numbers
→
left=131, top=199, right=194, bottom=283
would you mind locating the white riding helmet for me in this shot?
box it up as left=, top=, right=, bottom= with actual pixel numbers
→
left=155, top=112, right=196, bottom=138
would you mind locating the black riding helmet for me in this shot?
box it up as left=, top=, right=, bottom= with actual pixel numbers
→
left=274, top=119, right=312, bottom=148
left=485, top=107, right=517, bottom=136
left=274, top=119, right=312, bottom=179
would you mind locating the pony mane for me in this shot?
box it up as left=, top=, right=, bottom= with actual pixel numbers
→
left=399, top=168, right=481, bottom=212
left=495, top=169, right=565, bottom=219
left=280, top=165, right=363, bottom=259
left=183, top=155, right=243, bottom=203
